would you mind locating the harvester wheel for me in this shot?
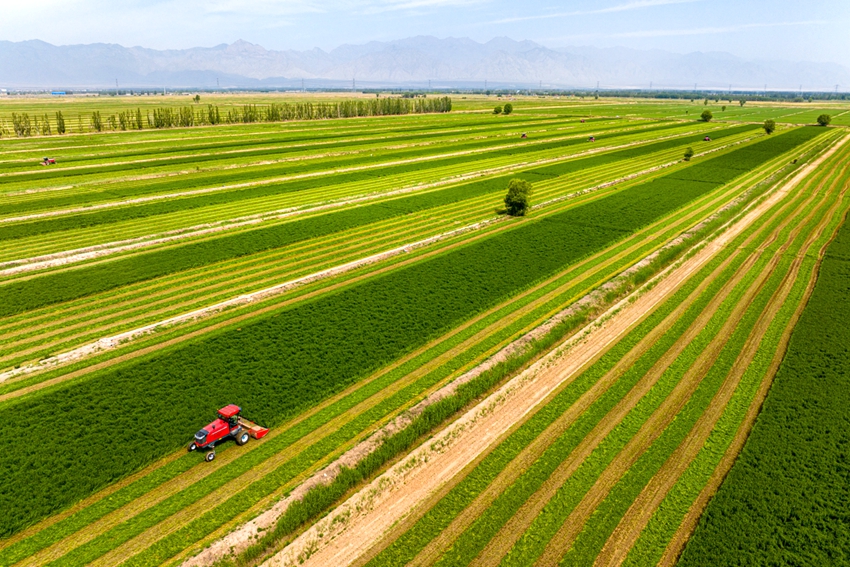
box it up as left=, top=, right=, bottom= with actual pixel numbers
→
left=205, top=451, right=216, bottom=462
left=188, top=442, right=197, bottom=452
left=237, top=432, right=250, bottom=446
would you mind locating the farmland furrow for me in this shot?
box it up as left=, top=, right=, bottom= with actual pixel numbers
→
left=263, top=156, right=795, bottom=567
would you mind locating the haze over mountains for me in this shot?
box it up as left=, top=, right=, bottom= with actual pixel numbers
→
left=1, top=36, right=847, bottom=91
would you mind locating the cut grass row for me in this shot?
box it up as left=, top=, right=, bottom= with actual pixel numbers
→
left=0, top=114, right=615, bottom=202
left=0, top=133, right=743, bottom=370
left=0, top=121, right=736, bottom=264
left=0, top=118, right=684, bottom=236
left=0, top=124, right=806, bottom=394
left=0, top=124, right=759, bottom=317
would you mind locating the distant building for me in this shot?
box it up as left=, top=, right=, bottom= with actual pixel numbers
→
left=51, top=91, right=66, bottom=95
left=0, top=89, right=7, bottom=96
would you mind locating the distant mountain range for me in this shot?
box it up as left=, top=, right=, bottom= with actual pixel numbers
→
left=1, top=36, right=848, bottom=91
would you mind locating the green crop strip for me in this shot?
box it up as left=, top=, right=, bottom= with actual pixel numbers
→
left=0, top=124, right=755, bottom=318
left=0, top=117, right=631, bottom=215
left=0, top=120, right=691, bottom=239
left=624, top=173, right=850, bottom=567
left=0, top=126, right=820, bottom=538
left=678, top=183, right=850, bottom=565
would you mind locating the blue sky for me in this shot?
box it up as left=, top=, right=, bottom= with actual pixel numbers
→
left=2, top=0, right=849, bottom=66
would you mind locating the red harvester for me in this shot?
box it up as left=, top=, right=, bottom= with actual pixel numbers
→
left=703, top=136, right=711, bottom=141
left=188, top=404, right=269, bottom=462
left=41, top=157, right=56, bottom=165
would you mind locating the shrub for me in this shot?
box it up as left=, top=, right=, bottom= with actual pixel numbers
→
left=700, top=110, right=713, bottom=122
left=503, top=103, right=513, bottom=115
left=763, top=119, right=776, bottom=134
left=817, top=114, right=832, bottom=126
left=683, top=147, right=695, bottom=161
left=494, top=106, right=502, bottom=115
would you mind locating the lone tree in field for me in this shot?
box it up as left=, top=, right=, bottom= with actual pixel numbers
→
left=763, top=119, right=776, bottom=134
left=700, top=109, right=713, bottom=122
left=817, top=114, right=832, bottom=126
left=504, top=178, right=532, bottom=216
left=503, top=103, right=513, bottom=115
left=684, top=147, right=695, bottom=161
left=193, top=94, right=201, bottom=103
left=739, top=99, right=746, bottom=107
left=494, top=105, right=502, bottom=114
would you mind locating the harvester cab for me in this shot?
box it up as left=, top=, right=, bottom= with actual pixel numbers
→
left=188, top=404, right=269, bottom=462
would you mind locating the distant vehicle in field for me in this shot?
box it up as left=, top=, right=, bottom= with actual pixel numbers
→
left=188, top=404, right=269, bottom=462
left=521, top=132, right=527, bottom=139
left=588, top=136, right=595, bottom=142
left=581, top=119, right=585, bottom=123
left=41, top=157, right=56, bottom=165
left=704, top=136, right=712, bottom=141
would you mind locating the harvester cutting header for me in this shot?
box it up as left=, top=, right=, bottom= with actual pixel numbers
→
left=188, top=404, right=269, bottom=462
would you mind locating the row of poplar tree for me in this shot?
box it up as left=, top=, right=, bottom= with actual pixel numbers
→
left=0, top=96, right=453, bottom=137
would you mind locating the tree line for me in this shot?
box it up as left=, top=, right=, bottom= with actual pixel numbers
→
left=0, top=96, right=452, bottom=137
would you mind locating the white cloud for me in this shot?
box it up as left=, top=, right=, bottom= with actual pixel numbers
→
left=547, top=19, right=831, bottom=41
left=487, top=0, right=700, bottom=25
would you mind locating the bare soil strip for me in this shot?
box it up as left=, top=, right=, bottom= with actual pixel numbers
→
left=257, top=158, right=805, bottom=567
left=471, top=232, right=776, bottom=567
